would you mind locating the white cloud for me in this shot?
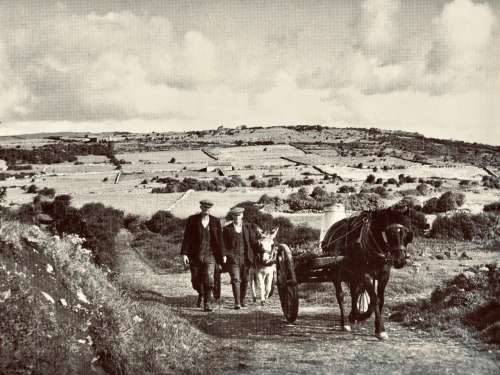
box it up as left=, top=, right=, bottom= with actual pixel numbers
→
left=424, top=0, right=498, bottom=93
left=360, top=0, right=400, bottom=55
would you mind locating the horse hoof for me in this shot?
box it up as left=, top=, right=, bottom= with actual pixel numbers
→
left=261, top=301, right=266, bottom=306
left=376, top=332, right=388, bottom=340
left=343, top=325, right=352, bottom=332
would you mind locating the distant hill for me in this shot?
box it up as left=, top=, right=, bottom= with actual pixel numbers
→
left=0, top=125, right=498, bottom=169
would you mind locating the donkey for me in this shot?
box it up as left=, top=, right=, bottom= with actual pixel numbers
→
left=249, top=227, right=278, bottom=306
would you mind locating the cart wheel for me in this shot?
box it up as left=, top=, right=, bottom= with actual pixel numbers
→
left=213, top=266, right=221, bottom=301
left=276, top=244, right=299, bottom=323
left=355, top=288, right=373, bottom=321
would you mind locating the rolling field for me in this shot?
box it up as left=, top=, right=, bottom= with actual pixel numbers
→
left=115, top=150, right=211, bottom=164
left=0, top=143, right=497, bottom=223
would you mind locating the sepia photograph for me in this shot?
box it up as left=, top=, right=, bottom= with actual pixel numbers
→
left=0, top=1, right=499, bottom=374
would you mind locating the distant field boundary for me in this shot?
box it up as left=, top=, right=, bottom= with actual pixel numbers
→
left=201, top=148, right=218, bottom=160
left=280, top=157, right=308, bottom=166
left=483, top=167, right=497, bottom=177
left=167, top=189, right=194, bottom=211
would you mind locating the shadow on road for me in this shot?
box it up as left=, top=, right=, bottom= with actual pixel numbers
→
left=128, top=288, right=375, bottom=341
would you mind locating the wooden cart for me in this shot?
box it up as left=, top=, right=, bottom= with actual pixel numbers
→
left=276, top=244, right=371, bottom=323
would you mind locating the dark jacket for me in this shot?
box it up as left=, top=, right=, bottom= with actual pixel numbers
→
left=223, top=222, right=257, bottom=266
left=180, top=213, right=225, bottom=264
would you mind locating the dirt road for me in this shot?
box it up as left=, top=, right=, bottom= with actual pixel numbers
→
left=117, top=231, right=499, bottom=375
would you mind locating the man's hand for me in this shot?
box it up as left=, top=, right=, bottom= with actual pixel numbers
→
left=223, top=256, right=227, bottom=264
left=182, top=255, right=189, bottom=267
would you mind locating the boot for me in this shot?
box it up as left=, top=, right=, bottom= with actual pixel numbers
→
left=232, top=283, right=241, bottom=310
left=240, top=282, right=248, bottom=307
left=203, top=286, right=213, bottom=312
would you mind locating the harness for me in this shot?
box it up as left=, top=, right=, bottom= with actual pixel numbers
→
left=322, top=212, right=411, bottom=264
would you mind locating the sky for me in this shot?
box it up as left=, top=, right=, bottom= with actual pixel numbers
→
left=0, top=0, right=498, bottom=145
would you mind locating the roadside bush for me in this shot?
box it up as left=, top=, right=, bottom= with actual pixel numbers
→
left=123, top=214, right=143, bottom=233
left=310, top=186, right=329, bottom=201
left=416, top=183, right=430, bottom=196
left=145, top=210, right=185, bottom=241
left=289, top=224, right=320, bottom=248
left=390, top=264, right=499, bottom=345
left=251, top=179, right=266, bottom=188
left=422, top=197, right=439, bottom=214
left=393, top=196, right=422, bottom=210
left=387, top=178, right=398, bottom=185
left=79, top=203, right=124, bottom=271
left=26, top=184, right=38, bottom=193
left=372, top=186, right=389, bottom=198
left=365, top=174, right=376, bottom=183
left=430, top=212, right=500, bottom=241
left=257, top=194, right=272, bottom=204
left=484, top=201, right=500, bottom=213
left=342, top=193, right=383, bottom=211
left=38, top=187, right=56, bottom=198
left=338, top=185, right=356, bottom=193
left=284, top=178, right=314, bottom=188
left=482, top=175, right=500, bottom=189
left=423, top=191, right=466, bottom=214
left=267, top=177, right=281, bottom=187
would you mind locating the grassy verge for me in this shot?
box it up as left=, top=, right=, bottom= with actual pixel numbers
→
left=0, top=220, right=226, bottom=374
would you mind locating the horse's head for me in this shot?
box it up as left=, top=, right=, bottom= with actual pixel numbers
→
left=377, top=208, right=414, bottom=269
left=256, top=227, right=279, bottom=264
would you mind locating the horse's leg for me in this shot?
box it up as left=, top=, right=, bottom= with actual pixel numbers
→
left=333, top=273, right=350, bottom=331
left=363, top=273, right=387, bottom=340
left=376, top=266, right=391, bottom=312
left=348, top=280, right=359, bottom=324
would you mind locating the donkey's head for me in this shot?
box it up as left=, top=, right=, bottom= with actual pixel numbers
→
left=256, top=227, right=279, bottom=264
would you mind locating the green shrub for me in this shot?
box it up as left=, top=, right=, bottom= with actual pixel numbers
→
left=38, top=187, right=56, bottom=198
left=146, top=210, right=185, bottom=240
left=123, top=214, right=143, bottom=233
left=430, top=212, right=500, bottom=241
left=79, top=203, right=124, bottom=271
left=484, top=201, right=500, bottom=213
left=365, top=174, right=376, bottom=183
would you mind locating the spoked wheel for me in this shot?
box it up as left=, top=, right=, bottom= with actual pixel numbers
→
left=276, top=244, right=299, bottom=323
left=355, top=286, right=373, bottom=321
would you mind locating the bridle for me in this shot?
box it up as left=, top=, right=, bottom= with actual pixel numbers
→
left=256, top=238, right=277, bottom=266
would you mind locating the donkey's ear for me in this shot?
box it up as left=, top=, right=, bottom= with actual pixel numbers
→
left=256, top=226, right=264, bottom=234
left=271, top=227, right=279, bottom=237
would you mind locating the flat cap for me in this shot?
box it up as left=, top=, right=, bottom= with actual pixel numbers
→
left=229, top=207, right=245, bottom=215
left=199, top=199, right=214, bottom=207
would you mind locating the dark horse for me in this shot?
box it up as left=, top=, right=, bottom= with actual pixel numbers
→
left=321, top=207, right=413, bottom=340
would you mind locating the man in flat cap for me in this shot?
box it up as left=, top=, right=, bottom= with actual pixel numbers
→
left=181, top=199, right=225, bottom=312
left=223, top=206, right=257, bottom=309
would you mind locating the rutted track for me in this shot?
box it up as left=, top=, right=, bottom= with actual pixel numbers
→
left=116, top=230, right=499, bottom=375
